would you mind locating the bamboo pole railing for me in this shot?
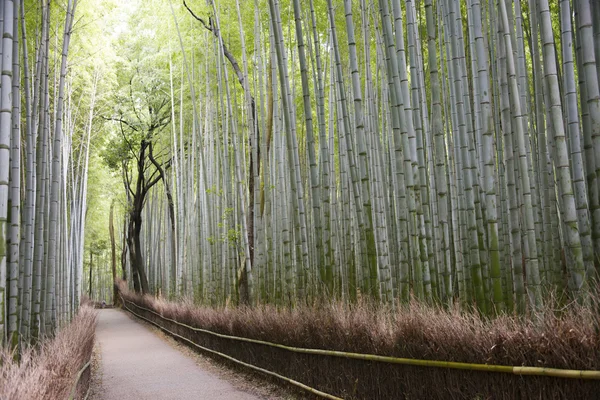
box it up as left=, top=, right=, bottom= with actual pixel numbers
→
left=121, top=297, right=600, bottom=380
left=68, top=360, right=91, bottom=400
left=122, top=299, right=343, bottom=400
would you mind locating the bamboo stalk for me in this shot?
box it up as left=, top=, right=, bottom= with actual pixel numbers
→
left=67, top=360, right=91, bottom=400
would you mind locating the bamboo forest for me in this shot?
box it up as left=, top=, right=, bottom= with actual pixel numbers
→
left=1, top=0, right=600, bottom=399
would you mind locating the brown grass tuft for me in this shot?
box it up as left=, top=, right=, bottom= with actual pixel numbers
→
left=119, top=282, right=600, bottom=399
left=0, top=306, right=97, bottom=400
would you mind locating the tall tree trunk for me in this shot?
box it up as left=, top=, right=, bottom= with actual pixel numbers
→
left=45, top=0, right=77, bottom=336
left=88, top=251, right=92, bottom=298
left=0, top=0, right=15, bottom=345
left=110, top=201, right=117, bottom=305
left=537, top=0, right=587, bottom=298
left=8, top=0, right=20, bottom=347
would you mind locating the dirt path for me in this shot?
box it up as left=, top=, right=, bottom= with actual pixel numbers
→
left=90, top=309, right=265, bottom=400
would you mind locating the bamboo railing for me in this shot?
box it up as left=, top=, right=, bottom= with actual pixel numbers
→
left=121, top=298, right=600, bottom=380
left=68, top=360, right=91, bottom=400
left=121, top=298, right=342, bottom=400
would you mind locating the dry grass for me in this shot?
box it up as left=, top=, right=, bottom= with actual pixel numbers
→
left=0, top=306, right=97, bottom=400
left=119, top=281, right=600, bottom=399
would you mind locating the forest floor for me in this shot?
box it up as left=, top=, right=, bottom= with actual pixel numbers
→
left=88, top=309, right=292, bottom=400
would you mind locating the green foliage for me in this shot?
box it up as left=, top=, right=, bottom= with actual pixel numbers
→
left=84, top=153, right=121, bottom=252
left=62, top=0, right=593, bottom=311
left=206, top=186, right=225, bottom=197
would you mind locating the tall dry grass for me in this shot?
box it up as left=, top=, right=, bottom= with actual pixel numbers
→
left=120, top=280, right=600, bottom=399
left=0, top=306, right=97, bottom=400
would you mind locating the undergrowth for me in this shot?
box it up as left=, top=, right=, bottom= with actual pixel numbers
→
left=0, top=305, right=97, bottom=400
left=119, top=281, right=600, bottom=399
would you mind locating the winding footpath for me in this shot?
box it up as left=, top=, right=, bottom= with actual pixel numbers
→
left=91, top=309, right=262, bottom=400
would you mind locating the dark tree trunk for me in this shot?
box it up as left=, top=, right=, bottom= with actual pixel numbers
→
left=121, top=218, right=128, bottom=281
left=133, top=211, right=150, bottom=294
left=125, top=140, right=159, bottom=295
left=127, top=216, right=141, bottom=293
left=247, top=98, right=258, bottom=268
left=128, top=210, right=150, bottom=294
left=115, top=88, right=171, bottom=296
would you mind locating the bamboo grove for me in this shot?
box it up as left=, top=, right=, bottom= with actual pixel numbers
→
left=109, top=0, right=600, bottom=314
left=3, top=0, right=600, bottom=346
left=0, top=0, right=98, bottom=348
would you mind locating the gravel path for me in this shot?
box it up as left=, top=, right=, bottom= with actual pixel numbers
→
left=91, top=309, right=263, bottom=400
